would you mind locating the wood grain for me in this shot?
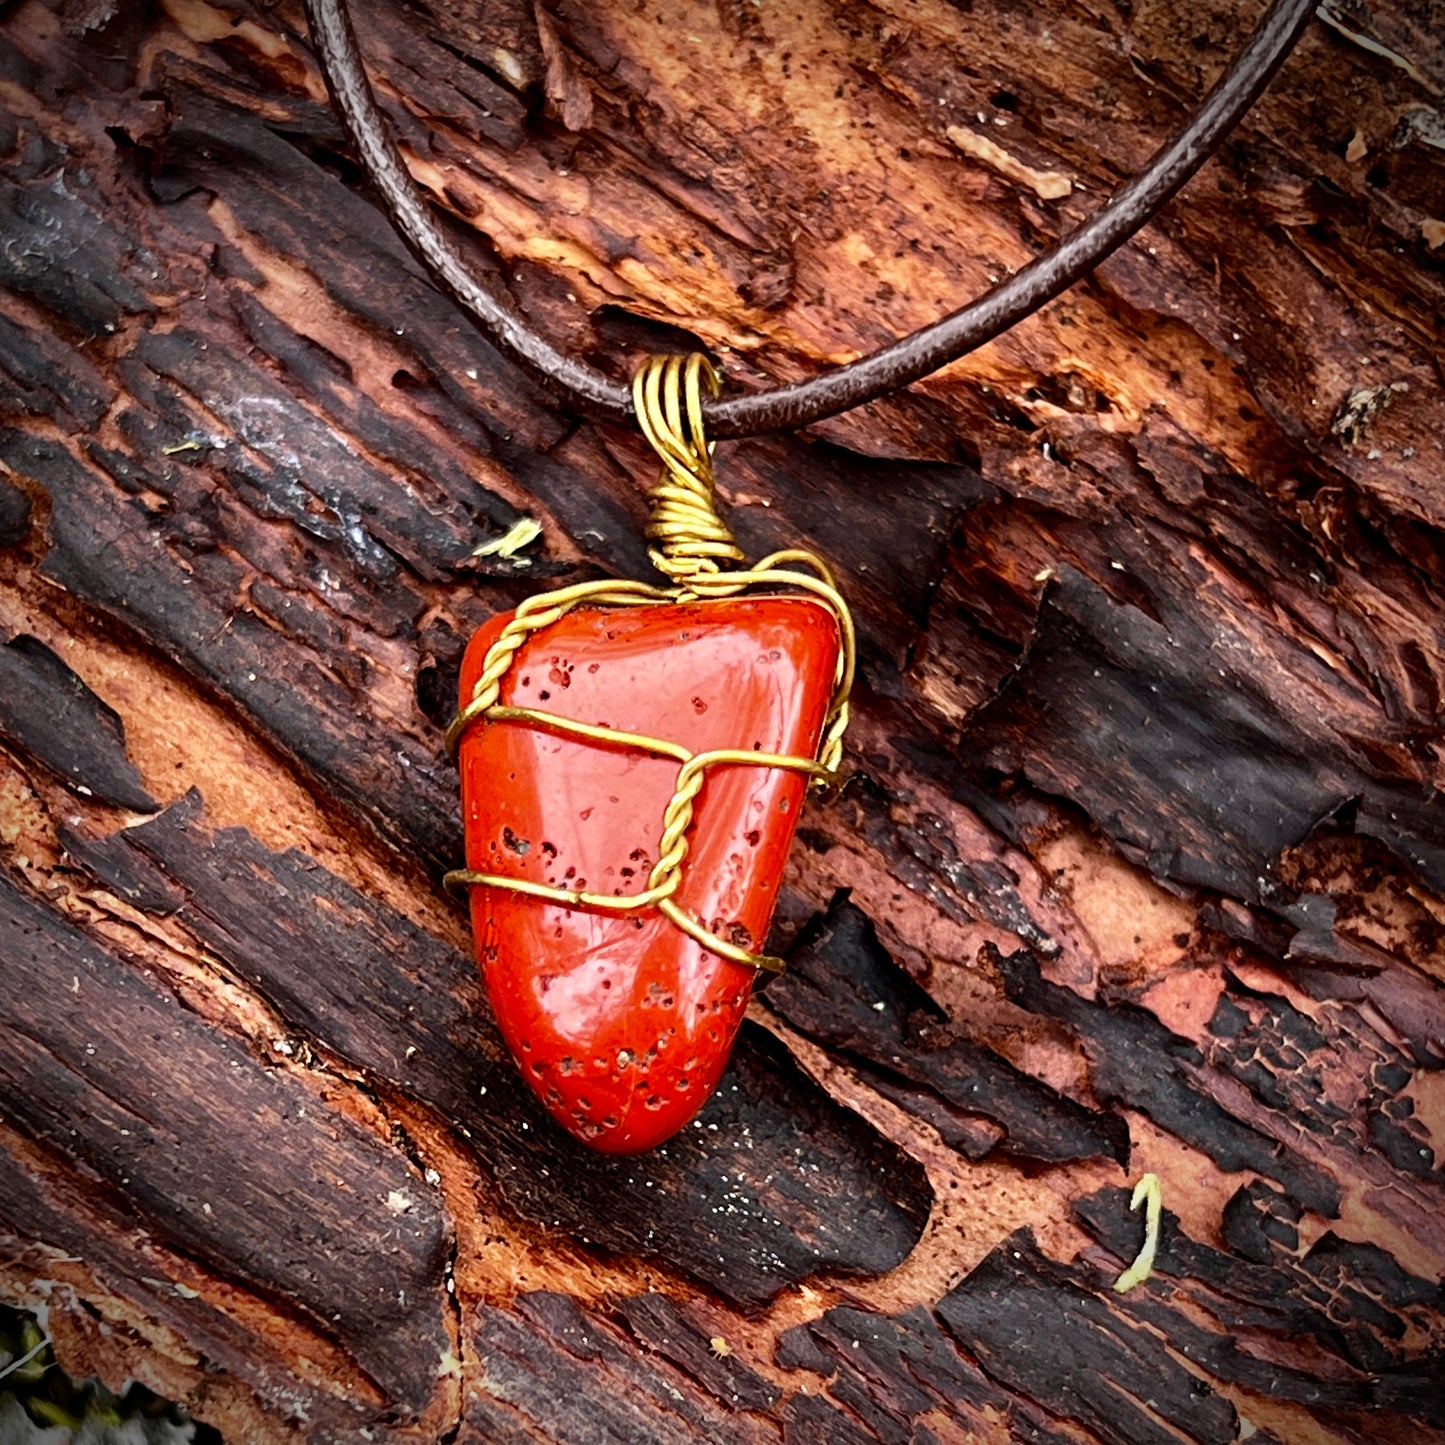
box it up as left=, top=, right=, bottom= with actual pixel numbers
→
left=1, top=0, right=1442, bottom=1440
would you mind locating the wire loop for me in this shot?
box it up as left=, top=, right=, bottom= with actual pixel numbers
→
left=633, top=353, right=746, bottom=587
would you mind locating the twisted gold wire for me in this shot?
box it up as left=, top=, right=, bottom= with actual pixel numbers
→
left=444, top=578, right=673, bottom=759
left=445, top=716, right=832, bottom=972
left=446, top=354, right=855, bottom=973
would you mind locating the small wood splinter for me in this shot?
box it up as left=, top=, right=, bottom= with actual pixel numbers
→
left=1113, top=1172, right=1163, bottom=1293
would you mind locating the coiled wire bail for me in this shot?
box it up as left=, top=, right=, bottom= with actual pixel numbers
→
left=630, top=350, right=855, bottom=785
left=633, top=354, right=745, bottom=593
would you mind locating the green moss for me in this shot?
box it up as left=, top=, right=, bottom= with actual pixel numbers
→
left=0, top=1303, right=221, bottom=1443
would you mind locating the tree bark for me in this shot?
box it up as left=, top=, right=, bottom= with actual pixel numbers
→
left=1, top=0, right=1442, bottom=1441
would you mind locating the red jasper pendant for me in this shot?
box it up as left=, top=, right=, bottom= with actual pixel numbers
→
left=456, top=595, right=840, bottom=1152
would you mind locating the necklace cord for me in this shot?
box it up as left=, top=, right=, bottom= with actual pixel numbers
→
left=302, top=0, right=1314, bottom=437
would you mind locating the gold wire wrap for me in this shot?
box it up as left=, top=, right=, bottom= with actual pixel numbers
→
left=445, top=354, right=854, bottom=974
left=636, top=352, right=746, bottom=586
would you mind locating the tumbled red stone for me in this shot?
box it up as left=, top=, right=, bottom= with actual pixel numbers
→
left=456, top=595, right=840, bottom=1153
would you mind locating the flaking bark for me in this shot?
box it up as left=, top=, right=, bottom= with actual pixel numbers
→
left=1, top=1, right=1443, bottom=1441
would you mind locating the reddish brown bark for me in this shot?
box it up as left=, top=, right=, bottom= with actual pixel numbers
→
left=1, top=0, right=1443, bottom=1441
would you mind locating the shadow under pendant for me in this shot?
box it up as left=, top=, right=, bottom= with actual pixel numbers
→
left=446, top=355, right=853, bottom=1152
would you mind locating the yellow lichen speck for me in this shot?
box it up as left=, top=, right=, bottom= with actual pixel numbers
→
left=473, top=517, right=543, bottom=560
left=1113, top=1172, right=1163, bottom=1293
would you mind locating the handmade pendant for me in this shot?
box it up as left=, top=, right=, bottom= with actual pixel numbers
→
left=447, top=355, right=853, bottom=1153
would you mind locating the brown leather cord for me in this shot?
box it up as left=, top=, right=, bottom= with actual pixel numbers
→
left=302, top=0, right=1315, bottom=439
